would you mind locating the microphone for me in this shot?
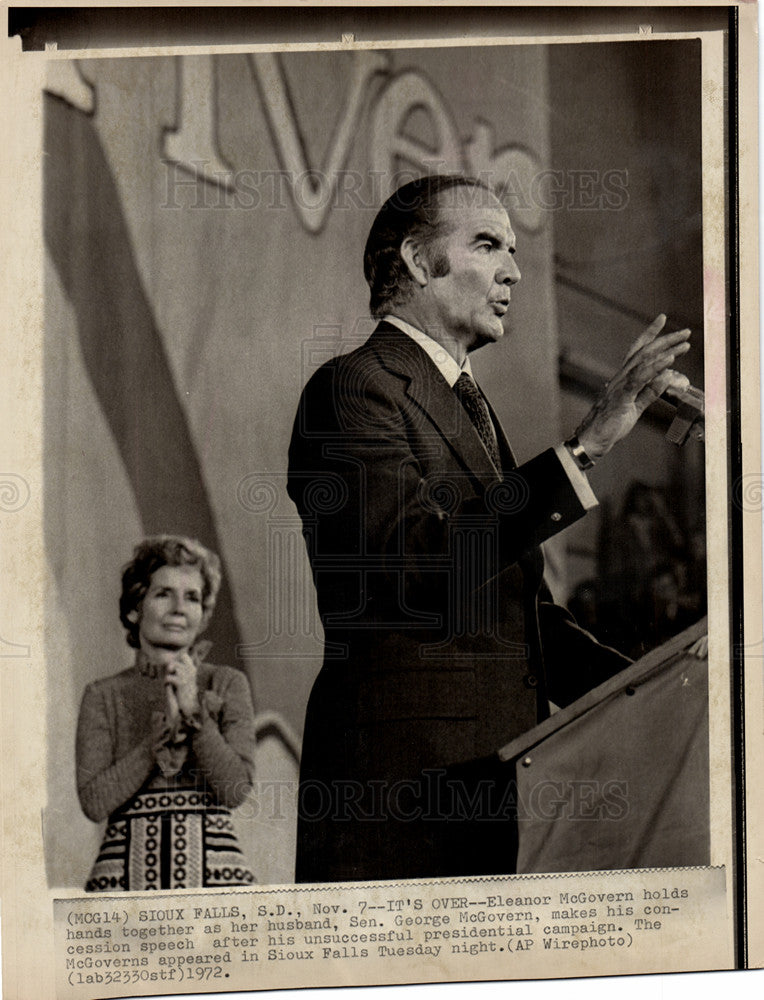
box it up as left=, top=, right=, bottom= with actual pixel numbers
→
left=660, top=385, right=704, bottom=445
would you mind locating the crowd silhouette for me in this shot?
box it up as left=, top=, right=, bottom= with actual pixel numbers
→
left=569, top=481, right=707, bottom=659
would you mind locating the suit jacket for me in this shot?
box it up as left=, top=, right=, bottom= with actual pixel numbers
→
left=287, top=322, right=629, bottom=881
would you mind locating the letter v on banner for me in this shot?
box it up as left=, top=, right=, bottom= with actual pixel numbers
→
left=250, top=51, right=390, bottom=233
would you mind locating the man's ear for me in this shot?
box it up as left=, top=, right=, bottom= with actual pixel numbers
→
left=400, top=236, right=429, bottom=287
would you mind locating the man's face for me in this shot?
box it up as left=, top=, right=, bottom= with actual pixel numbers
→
left=423, top=188, right=520, bottom=351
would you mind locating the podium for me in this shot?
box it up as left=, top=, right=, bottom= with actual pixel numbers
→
left=497, top=618, right=709, bottom=873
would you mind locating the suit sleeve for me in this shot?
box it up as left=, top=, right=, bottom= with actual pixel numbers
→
left=538, top=600, right=632, bottom=706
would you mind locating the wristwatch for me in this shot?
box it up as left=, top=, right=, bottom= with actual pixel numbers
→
left=564, top=434, right=595, bottom=472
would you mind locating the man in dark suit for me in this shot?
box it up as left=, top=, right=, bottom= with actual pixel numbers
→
left=287, top=174, right=691, bottom=882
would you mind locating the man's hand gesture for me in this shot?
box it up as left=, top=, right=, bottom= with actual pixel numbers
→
left=574, top=314, right=691, bottom=462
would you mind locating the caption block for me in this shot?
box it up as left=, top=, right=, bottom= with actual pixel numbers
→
left=54, top=867, right=730, bottom=997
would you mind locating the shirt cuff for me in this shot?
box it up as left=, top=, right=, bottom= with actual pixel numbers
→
left=554, top=443, right=598, bottom=511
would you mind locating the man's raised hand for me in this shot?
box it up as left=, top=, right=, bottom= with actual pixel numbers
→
left=575, top=314, right=691, bottom=462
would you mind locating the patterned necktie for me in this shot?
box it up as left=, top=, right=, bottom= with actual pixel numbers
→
left=453, top=372, right=502, bottom=472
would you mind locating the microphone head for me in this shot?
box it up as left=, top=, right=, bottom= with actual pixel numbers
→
left=664, top=385, right=704, bottom=446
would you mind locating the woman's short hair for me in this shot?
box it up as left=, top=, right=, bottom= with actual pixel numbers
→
left=363, top=174, right=493, bottom=319
left=119, top=535, right=222, bottom=648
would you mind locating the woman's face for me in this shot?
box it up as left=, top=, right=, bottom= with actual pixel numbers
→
left=137, top=564, right=205, bottom=655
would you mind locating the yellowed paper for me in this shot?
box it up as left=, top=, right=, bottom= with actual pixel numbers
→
left=0, top=4, right=760, bottom=1000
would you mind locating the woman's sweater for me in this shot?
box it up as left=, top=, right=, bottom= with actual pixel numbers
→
left=76, top=652, right=255, bottom=822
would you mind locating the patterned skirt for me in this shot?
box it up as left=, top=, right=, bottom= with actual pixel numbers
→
left=85, top=788, right=256, bottom=892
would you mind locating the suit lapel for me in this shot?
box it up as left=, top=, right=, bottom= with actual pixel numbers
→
left=369, top=323, right=502, bottom=490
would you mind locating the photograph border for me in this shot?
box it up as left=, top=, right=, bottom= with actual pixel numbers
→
left=0, top=4, right=760, bottom=999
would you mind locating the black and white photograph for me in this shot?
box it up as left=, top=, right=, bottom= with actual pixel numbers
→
left=42, top=32, right=709, bottom=891
left=0, top=4, right=761, bottom=999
